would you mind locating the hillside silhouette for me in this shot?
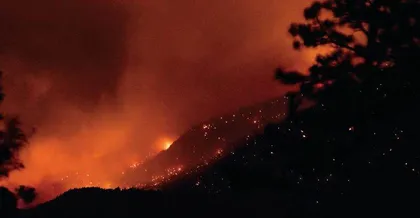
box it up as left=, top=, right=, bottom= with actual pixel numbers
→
left=18, top=187, right=287, bottom=218
left=20, top=89, right=419, bottom=217
left=120, top=96, right=291, bottom=188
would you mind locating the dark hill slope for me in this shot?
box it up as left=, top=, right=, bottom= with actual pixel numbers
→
left=20, top=87, right=420, bottom=218
left=120, top=96, right=289, bottom=186
left=22, top=99, right=420, bottom=218
left=160, top=100, right=420, bottom=218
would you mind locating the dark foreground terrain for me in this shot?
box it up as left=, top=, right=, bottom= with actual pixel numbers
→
left=4, top=90, right=419, bottom=218
left=15, top=188, right=286, bottom=218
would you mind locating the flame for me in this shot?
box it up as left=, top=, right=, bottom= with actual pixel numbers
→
left=163, top=139, right=173, bottom=150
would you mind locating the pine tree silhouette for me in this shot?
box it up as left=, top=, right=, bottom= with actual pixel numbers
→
left=275, top=0, right=420, bottom=118
left=270, top=1, right=420, bottom=216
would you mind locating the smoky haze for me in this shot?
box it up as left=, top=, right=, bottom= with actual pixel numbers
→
left=0, top=0, right=315, bottom=195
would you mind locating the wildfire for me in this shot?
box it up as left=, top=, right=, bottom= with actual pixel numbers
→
left=164, top=141, right=172, bottom=150
left=158, top=137, right=175, bottom=151
left=0, top=94, right=289, bottom=208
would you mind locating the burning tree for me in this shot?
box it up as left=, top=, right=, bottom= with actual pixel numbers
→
left=276, top=0, right=420, bottom=117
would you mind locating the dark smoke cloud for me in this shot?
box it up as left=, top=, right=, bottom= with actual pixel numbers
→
left=0, top=0, right=128, bottom=116
left=122, top=0, right=313, bottom=131
left=0, top=0, right=315, bottom=191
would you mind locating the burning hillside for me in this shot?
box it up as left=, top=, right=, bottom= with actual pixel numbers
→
left=118, top=96, right=289, bottom=188
left=1, top=95, right=288, bottom=206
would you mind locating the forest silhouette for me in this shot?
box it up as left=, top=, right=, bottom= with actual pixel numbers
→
left=1, top=0, right=420, bottom=217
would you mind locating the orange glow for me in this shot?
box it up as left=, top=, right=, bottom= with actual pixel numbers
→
left=153, top=137, right=176, bottom=152
left=0, top=0, right=326, bottom=206
left=162, top=139, right=174, bottom=151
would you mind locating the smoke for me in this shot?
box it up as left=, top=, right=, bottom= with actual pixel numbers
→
left=0, top=0, right=315, bottom=197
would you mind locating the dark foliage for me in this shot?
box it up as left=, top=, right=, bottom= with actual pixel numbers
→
left=0, top=72, right=27, bottom=178
left=276, top=0, right=420, bottom=117
left=15, top=186, right=37, bottom=205
left=0, top=118, right=27, bottom=178
left=0, top=70, right=37, bottom=215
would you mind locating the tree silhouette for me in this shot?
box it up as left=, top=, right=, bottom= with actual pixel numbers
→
left=15, top=185, right=37, bottom=204
left=0, top=70, right=35, bottom=214
left=270, top=2, right=420, bottom=215
left=0, top=71, right=28, bottom=178
left=0, top=186, right=17, bottom=217
left=276, top=0, right=420, bottom=116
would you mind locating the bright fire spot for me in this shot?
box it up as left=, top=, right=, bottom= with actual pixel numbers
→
left=156, top=137, right=176, bottom=151
left=163, top=140, right=173, bottom=150
left=314, top=83, right=325, bottom=89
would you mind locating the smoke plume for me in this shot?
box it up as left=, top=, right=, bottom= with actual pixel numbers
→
left=0, top=0, right=316, bottom=199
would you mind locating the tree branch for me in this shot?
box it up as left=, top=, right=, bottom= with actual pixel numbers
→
left=330, top=39, right=357, bottom=52
left=360, top=24, right=369, bottom=36
left=314, top=16, right=358, bottom=53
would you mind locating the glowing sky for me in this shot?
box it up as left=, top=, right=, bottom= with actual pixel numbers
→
left=0, top=0, right=317, bottom=192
